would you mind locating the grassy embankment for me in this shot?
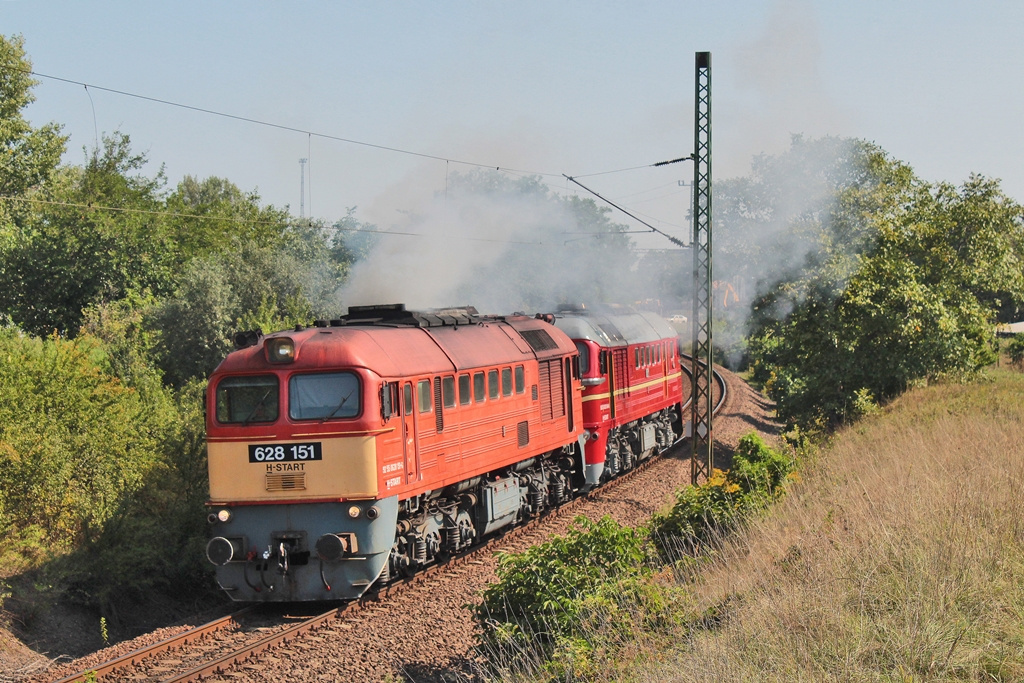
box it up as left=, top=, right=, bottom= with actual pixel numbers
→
left=478, top=367, right=1024, bottom=682
left=646, top=367, right=1024, bottom=681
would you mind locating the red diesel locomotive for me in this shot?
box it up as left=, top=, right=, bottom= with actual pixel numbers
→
left=550, top=303, right=687, bottom=482
left=204, top=303, right=687, bottom=602
left=204, top=304, right=584, bottom=601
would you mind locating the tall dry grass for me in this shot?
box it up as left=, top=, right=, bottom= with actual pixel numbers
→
left=650, top=370, right=1024, bottom=681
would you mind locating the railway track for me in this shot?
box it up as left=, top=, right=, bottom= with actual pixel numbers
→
left=49, top=362, right=728, bottom=683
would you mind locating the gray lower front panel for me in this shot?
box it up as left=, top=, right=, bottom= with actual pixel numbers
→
left=207, top=496, right=398, bottom=602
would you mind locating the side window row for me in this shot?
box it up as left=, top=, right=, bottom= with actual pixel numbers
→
left=634, top=341, right=677, bottom=369
left=414, top=365, right=527, bottom=413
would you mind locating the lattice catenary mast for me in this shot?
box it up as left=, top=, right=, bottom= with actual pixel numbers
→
left=299, top=158, right=308, bottom=218
left=690, top=51, right=713, bottom=485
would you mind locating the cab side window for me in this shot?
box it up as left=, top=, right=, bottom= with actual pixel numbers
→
left=417, top=379, right=432, bottom=413
left=442, top=376, right=456, bottom=408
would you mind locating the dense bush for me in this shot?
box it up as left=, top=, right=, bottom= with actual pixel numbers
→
left=57, top=380, right=214, bottom=612
left=0, top=331, right=169, bottom=564
left=651, top=433, right=793, bottom=556
left=475, top=516, right=680, bottom=680
left=0, top=327, right=213, bottom=614
left=1008, top=334, right=1024, bottom=369
left=475, top=434, right=794, bottom=680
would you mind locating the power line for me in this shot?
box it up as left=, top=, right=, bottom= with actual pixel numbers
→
left=5, top=64, right=700, bottom=188
left=1, top=64, right=697, bottom=231
left=572, top=163, right=654, bottom=178
left=563, top=175, right=689, bottom=248
left=571, top=154, right=693, bottom=178
left=10, top=64, right=562, bottom=178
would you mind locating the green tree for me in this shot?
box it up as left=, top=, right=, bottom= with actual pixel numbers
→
left=148, top=238, right=345, bottom=386
left=0, top=34, right=67, bottom=223
left=0, top=133, right=173, bottom=336
left=744, top=140, right=1019, bottom=426
left=164, top=174, right=292, bottom=260
left=0, top=33, right=68, bottom=329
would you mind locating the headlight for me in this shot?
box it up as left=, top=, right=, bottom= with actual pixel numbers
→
left=266, top=338, right=296, bottom=364
left=348, top=505, right=361, bottom=519
left=206, top=537, right=236, bottom=565
left=216, top=509, right=233, bottom=523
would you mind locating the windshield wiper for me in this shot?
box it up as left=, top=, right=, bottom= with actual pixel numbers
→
left=242, top=389, right=273, bottom=425
left=321, top=389, right=356, bottom=422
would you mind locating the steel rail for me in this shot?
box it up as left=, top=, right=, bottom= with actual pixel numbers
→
left=164, top=604, right=357, bottom=682
left=51, top=607, right=255, bottom=683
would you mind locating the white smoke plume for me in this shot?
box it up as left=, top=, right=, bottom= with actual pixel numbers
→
left=338, top=170, right=646, bottom=316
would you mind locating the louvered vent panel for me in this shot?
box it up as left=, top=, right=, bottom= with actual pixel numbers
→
left=266, top=472, right=306, bottom=491
left=614, top=350, right=629, bottom=389
left=539, top=361, right=553, bottom=421
left=517, top=420, right=530, bottom=447
left=538, top=359, right=566, bottom=421
left=520, top=329, right=558, bottom=352
left=434, top=376, right=444, bottom=432
left=550, top=359, right=565, bottom=418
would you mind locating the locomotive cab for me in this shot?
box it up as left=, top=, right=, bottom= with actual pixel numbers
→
left=205, top=329, right=400, bottom=601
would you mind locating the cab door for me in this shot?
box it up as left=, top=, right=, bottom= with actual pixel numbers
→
left=401, top=382, right=421, bottom=484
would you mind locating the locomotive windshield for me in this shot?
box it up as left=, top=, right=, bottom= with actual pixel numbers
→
left=574, top=342, right=590, bottom=375
left=216, top=375, right=279, bottom=424
left=289, top=372, right=361, bottom=420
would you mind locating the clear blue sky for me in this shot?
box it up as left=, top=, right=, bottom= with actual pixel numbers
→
left=4, top=0, right=1023, bottom=246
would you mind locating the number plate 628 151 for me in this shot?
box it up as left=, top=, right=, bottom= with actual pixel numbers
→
left=248, top=442, right=323, bottom=463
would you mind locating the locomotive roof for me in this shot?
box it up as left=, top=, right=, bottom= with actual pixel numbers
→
left=551, top=304, right=677, bottom=347
left=212, top=304, right=576, bottom=377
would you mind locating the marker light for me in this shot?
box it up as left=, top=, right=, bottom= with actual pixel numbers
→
left=348, top=505, right=361, bottom=519
left=266, top=337, right=296, bottom=364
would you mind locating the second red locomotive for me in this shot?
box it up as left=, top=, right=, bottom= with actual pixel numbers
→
left=549, top=303, right=687, bottom=483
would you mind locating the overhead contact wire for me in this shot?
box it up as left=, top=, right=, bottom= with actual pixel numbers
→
left=11, top=65, right=561, bottom=178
